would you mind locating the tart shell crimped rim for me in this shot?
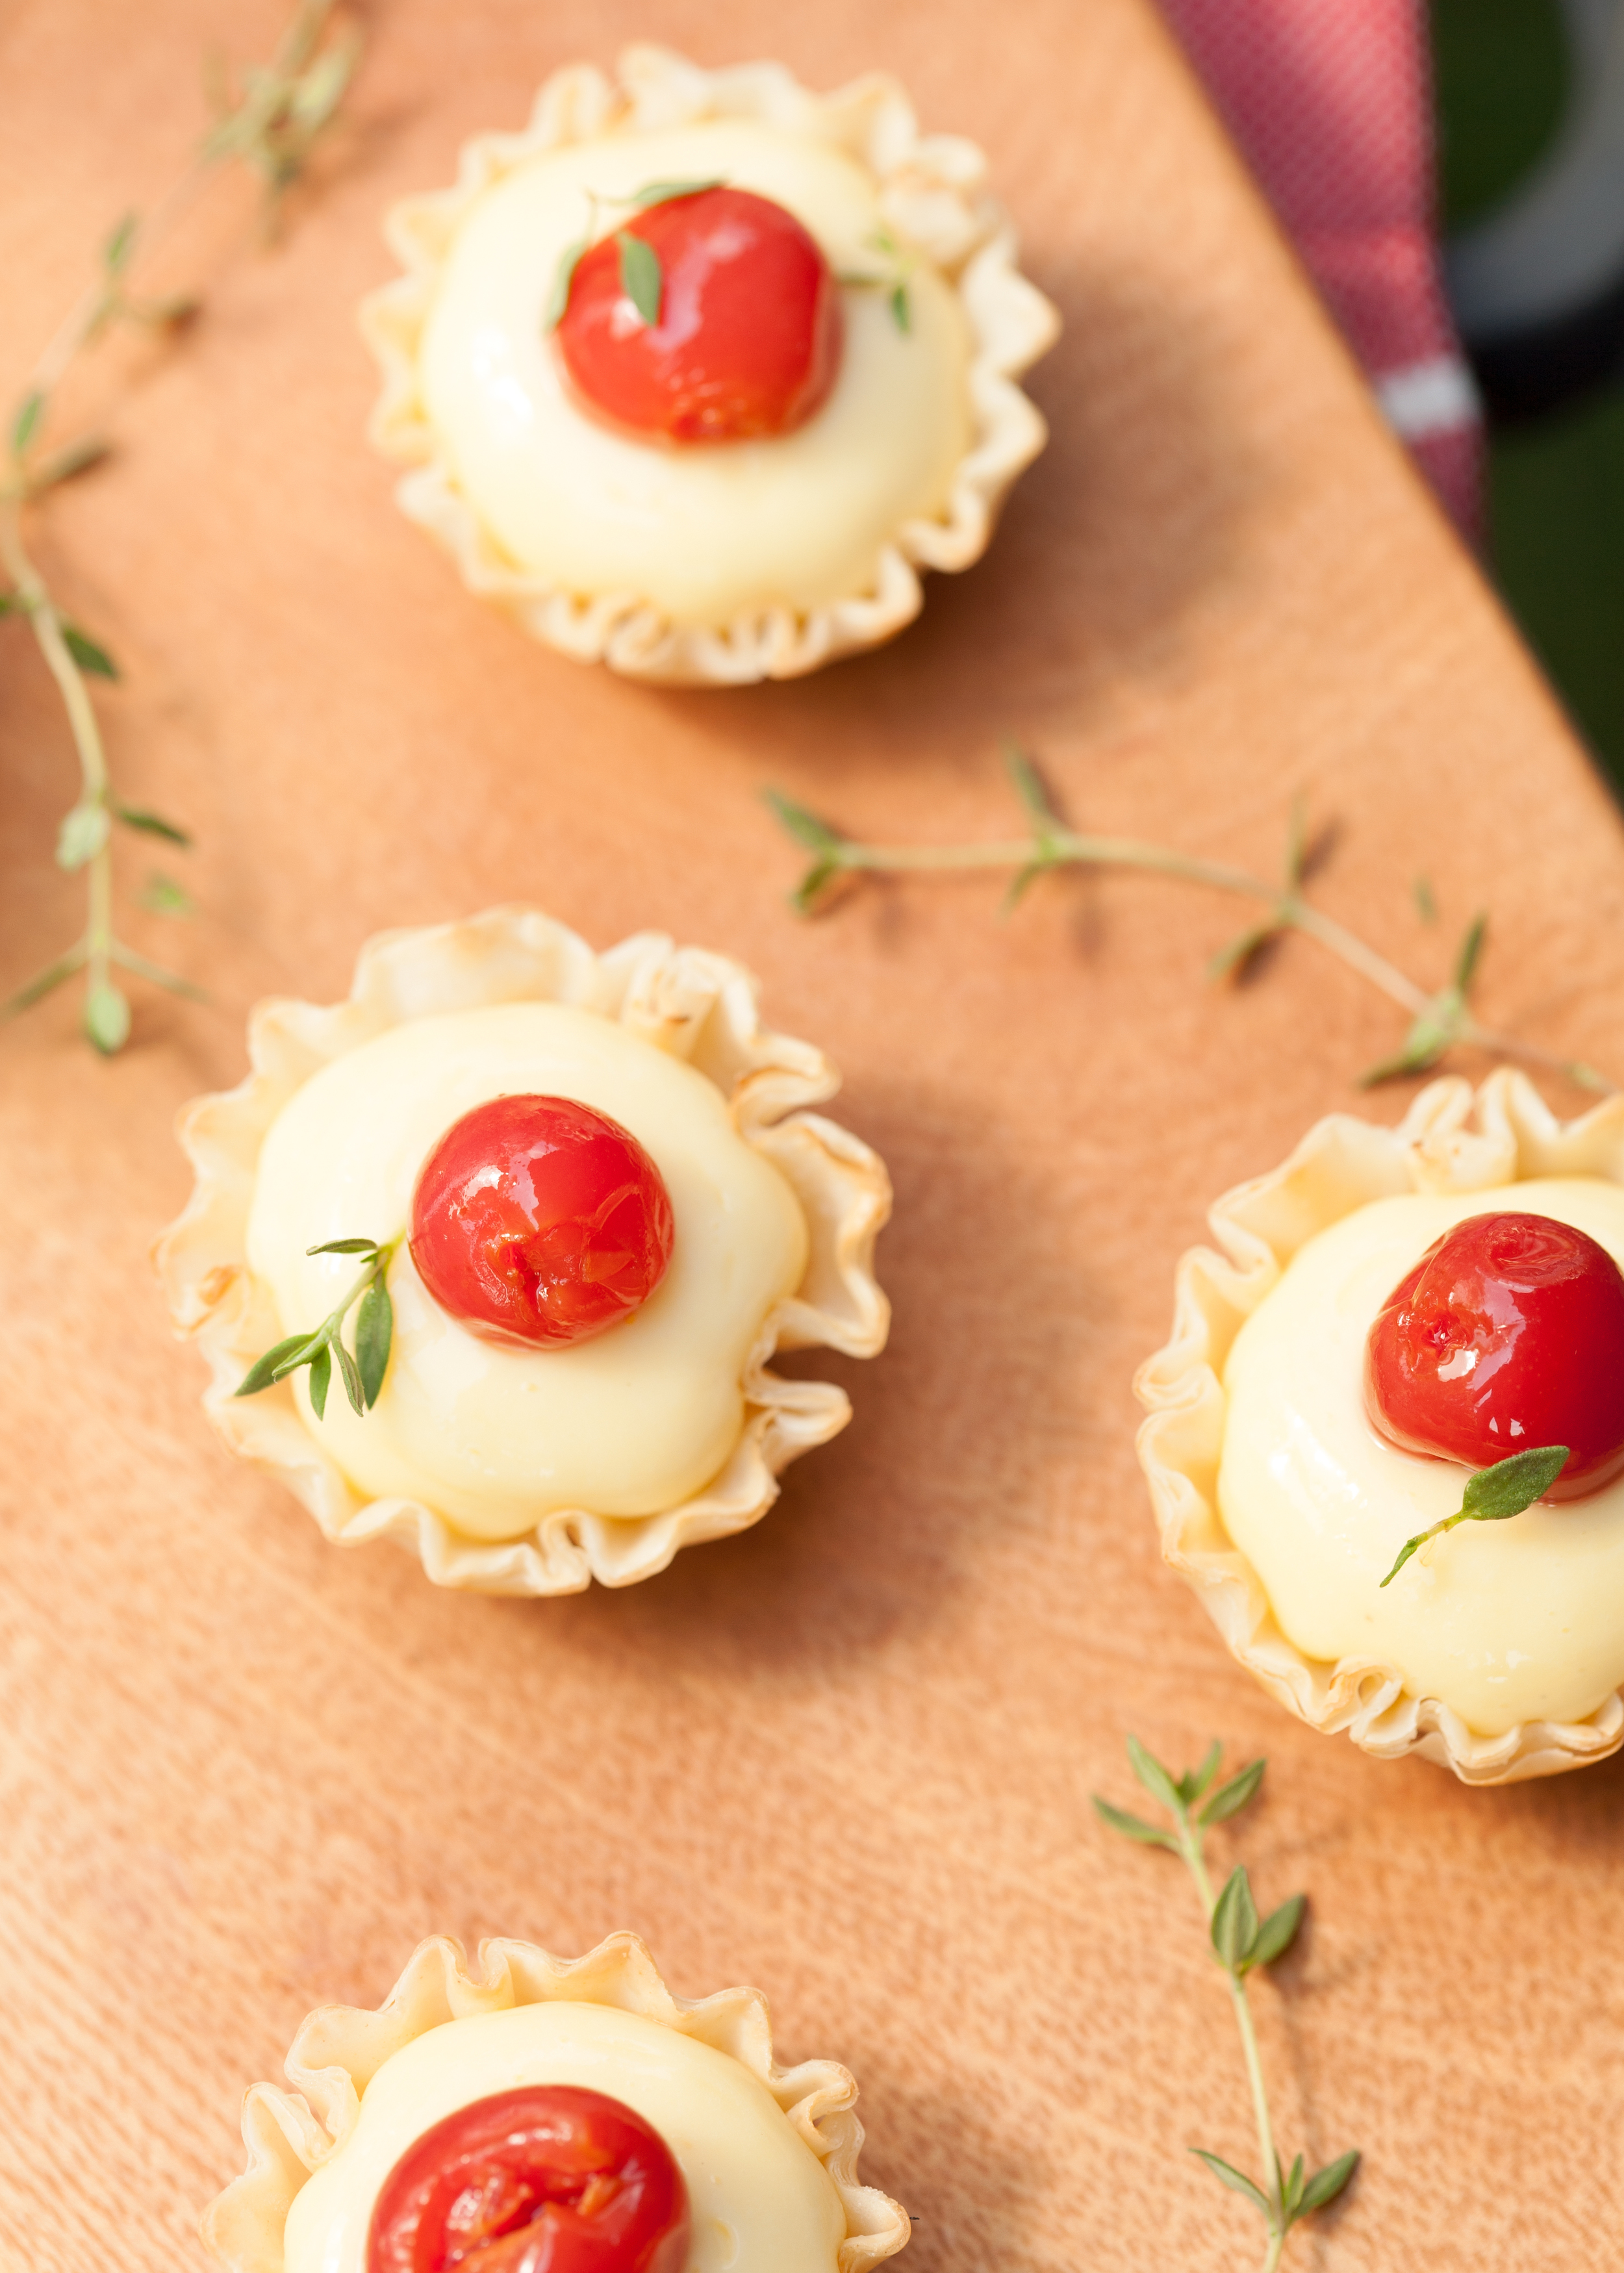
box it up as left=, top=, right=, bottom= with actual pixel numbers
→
left=1135, top=1069, right=1624, bottom=1786
left=153, top=906, right=891, bottom=1595
left=202, top=1930, right=911, bottom=2273
left=359, top=43, right=1061, bottom=685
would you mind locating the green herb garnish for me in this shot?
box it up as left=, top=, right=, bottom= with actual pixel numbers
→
left=1380, top=1443, right=1569, bottom=1586
left=542, top=235, right=589, bottom=333
left=616, top=231, right=663, bottom=326
left=837, top=227, right=913, bottom=332
left=1097, top=1738, right=1360, bottom=2267
left=541, top=179, right=725, bottom=333
left=627, top=175, right=724, bottom=208
left=235, top=1236, right=397, bottom=1419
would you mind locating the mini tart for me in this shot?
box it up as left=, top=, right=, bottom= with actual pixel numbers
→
left=1136, top=1070, right=1624, bottom=1786
left=203, top=1931, right=910, bottom=2273
left=155, top=908, right=890, bottom=1595
left=361, top=44, right=1060, bottom=685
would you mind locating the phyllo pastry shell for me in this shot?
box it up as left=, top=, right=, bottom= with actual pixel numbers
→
left=361, top=44, right=1059, bottom=684
left=1136, top=1070, right=1624, bottom=1786
left=203, top=1930, right=911, bottom=2273
left=155, top=908, right=889, bottom=1595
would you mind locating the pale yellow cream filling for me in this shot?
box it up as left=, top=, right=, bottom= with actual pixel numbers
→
left=246, top=1002, right=807, bottom=1535
left=1219, top=1176, right=1624, bottom=1734
left=417, top=118, right=971, bottom=622
left=281, top=2001, right=847, bottom=2273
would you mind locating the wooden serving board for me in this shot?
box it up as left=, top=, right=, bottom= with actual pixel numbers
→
left=3, top=3, right=1622, bottom=2265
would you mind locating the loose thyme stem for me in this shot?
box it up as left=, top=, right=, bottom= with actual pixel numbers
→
left=1094, top=1742, right=1358, bottom=2265
left=0, top=0, right=355, bottom=1052
left=768, top=764, right=1613, bottom=1093
left=826, top=831, right=1441, bottom=1018
left=0, top=492, right=132, bottom=1039
left=1173, top=1801, right=1284, bottom=2259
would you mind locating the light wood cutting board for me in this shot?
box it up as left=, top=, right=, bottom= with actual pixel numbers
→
left=2, top=3, right=1621, bottom=2267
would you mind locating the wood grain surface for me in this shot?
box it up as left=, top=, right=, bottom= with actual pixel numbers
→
left=3, top=3, right=1623, bottom=2267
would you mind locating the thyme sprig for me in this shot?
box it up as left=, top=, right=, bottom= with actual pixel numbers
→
left=838, top=225, right=914, bottom=332
left=235, top=1237, right=397, bottom=1420
left=542, top=179, right=727, bottom=334
left=1096, top=1738, right=1359, bottom=2270
left=766, top=746, right=1612, bottom=1092
left=1380, top=1441, right=1569, bottom=1584
left=0, top=0, right=359, bottom=1053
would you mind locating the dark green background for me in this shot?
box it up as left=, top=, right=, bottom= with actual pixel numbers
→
left=1431, top=0, right=1624, bottom=783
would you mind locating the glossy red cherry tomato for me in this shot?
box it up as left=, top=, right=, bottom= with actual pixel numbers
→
left=1364, top=1210, right=1624, bottom=1498
left=410, top=1095, right=674, bottom=1349
left=367, top=2085, right=691, bottom=2273
left=555, top=186, right=843, bottom=442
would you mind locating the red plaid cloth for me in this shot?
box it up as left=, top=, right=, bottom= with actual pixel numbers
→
left=1161, top=0, right=1482, bottom=533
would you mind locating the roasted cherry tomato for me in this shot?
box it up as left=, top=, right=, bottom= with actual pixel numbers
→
left=367, top=2085, right=691, bottom=2273
left=555, top=186, right=843, bottom=442
left=410, top=1095, right=675, bottom=1349
left=1364, top=1210, right=1624, bottom=1498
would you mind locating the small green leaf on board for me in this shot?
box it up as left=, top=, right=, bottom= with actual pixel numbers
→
left=62, top=624, right=119, bottom=679
left=82, top=980, right=131, bottom=1054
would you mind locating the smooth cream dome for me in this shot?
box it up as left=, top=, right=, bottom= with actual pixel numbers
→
left=418, top=118, right=972, bottom=622
left=282, top=2000, right=848, bottom=2273
left=1219, top=1177, right=1624, bottom=1735
left=246, top=1001, right=808, bottom=1535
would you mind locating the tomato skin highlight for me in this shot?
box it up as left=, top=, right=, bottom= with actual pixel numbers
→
left=1364, top=1210, right=1624, bottom=1498
left=366, top=2085, right=691, bottom=2273
left=409, top=1095, right=675, bottom=1349
left=555, top=186, right=843, bottom=442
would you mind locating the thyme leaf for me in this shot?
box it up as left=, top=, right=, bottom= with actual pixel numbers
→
left=628, top=175, right=724, bottom=207
left=334, top=1336, right=364, bottom=1416
left=103, top=212, right=139, bottom=275
left=840, top=227, right=915, bottom=331
left=1200, top=1757, right=1265, bottom=1825
left=10, top=390, right=44, bottom=457
left=355, top=1278, right=394, bottom=1406
left=1210, top=1865, right=1259, bottom=1971
left=763, top=789, right=845, bottom=857
left=139, top=872, right=194, bottom=918
left=56, top=805, right=110, bottom=871
left=1380, top=1443, right=1569, bottom=1585
left=114, top=802, right=192, bottom=846
left=543, top=236, right=587, bottom=332
left=83, top=980, right=130, bottom=1054
left=1177, top=1740, right=1223, bottom=1805
left=1358, top=911, right=1486, bottom=1084
left=1189, top=2150, right=1272, bottom=2217
left=62, top=623, right=118, bottom=679
left=235, top=1236, right=398, bottom=1416
left=1246, top=1893, right=1307, bottom=1972
left=1298, top=2151, right=1360, bottom=2215
left=235, top=1331, right=321, bottom=1396
left=23, top=434, right=110, bottom=497
left=616, top=231, right=663, bottom=325
left=1091, top=1797, right=1179, bottom=1853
